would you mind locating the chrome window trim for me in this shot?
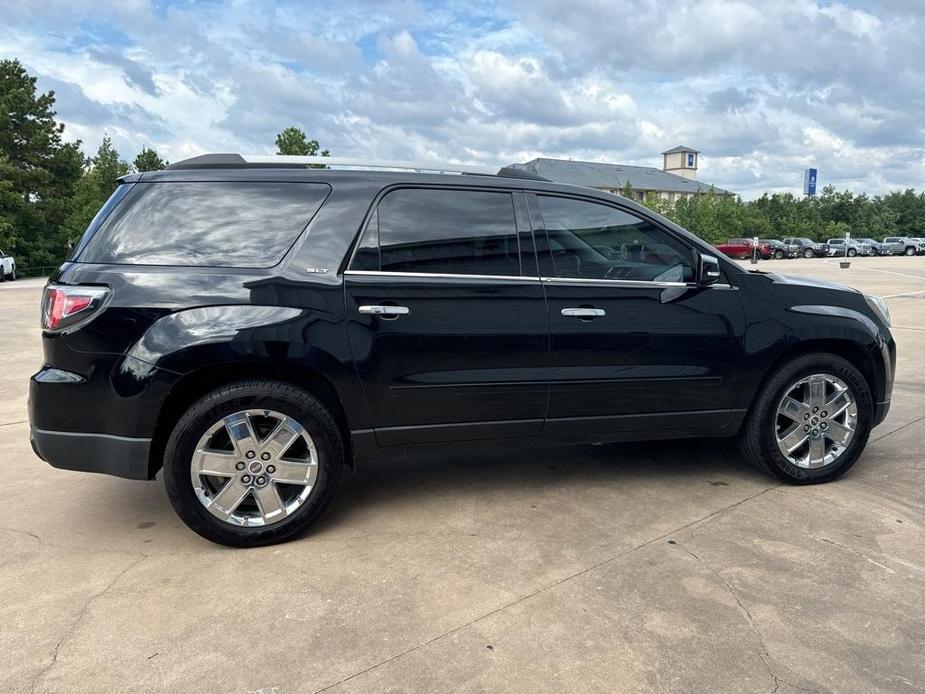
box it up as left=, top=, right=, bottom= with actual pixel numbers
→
left=344, top=269, right=540, bottom=283
left=541, top=276, right=687, bottom=289
left=344, top=269, right=736, bottom=290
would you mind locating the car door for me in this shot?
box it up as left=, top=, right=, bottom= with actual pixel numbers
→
left=344, top=186, right=548, bottom=446
left=528, top=193, right=746, bottom=436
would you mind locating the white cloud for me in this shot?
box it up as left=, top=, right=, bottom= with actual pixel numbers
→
left=1, top=0, right=923, bottom=198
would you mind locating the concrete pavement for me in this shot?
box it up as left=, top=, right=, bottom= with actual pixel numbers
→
left=1, top=259, right=923, bottom=693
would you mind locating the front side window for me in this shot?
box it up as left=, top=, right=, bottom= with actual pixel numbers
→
left=361, top=188, right=521, bottom=277
left=536, top=196, right=694, bottom=283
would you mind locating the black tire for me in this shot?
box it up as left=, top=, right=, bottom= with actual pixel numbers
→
left=737, top=353, right=873, bottom=484
left=847, top=248, right=857, bottom=257
left=905, top=247, right=915, bottom=256
left=803, top=248, right=814, bottom=258
left=869, top=249, right=878, bottom=257
left=9, top=266, right=14, bottom=280
left=774, top=250, right=784, bottom=259
left=164, top=380, right=345, bottom=547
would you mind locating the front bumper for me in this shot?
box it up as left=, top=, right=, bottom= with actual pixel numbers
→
left=31, top=426, right=152, bottom=480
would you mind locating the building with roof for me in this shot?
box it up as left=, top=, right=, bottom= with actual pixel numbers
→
left=509, top=146, right=734, bottom=203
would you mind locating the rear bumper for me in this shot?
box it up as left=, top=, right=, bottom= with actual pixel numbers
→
left=31, top=426, right=152, bottom=480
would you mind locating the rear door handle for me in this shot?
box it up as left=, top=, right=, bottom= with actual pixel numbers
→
left=358, top=305, right=410, bottom=316
left=561, top=307, right=605, bottom=318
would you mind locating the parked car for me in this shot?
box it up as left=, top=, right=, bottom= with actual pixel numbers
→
left=910, top=238, right=925, bottom=255
left=826, top=238, right=871, bottom=257
left=759, top=239, right=799, bottom=259
left=854, top=238, right=892, bottom=256
left=30, top=154, right=896, bottom=547
left=0, top=249, right=15, bottom=281
left=714, top=238, right=773, bottom=259
left=882, top=237, right=922, bottom=256
left=782, top=237, right=827, bottom=258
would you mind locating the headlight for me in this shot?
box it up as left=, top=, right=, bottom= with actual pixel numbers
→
left=864, top=294, right=891, bottom=327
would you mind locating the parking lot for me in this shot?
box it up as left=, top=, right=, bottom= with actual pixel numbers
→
left=1, top=257, right=923, bottom=693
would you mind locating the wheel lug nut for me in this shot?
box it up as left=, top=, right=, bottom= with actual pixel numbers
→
left=261, top=452, right=271, bottom=461
left=246, top=451, right=256, bottom=459
left=804, top=414, right=810, bottom=420
left=804, top=425, right=810, bottom=431
left=235, top=462, right=245, bottom=471
left=812, top=429, right=818, bottom=436
left=812, top=407, right=819, bottom=413
left=267, top=465, right=276, bottom=474
left=241, top=474, right=252, bottom=484
left=821, top=411, right=827, bottom=417
left=256, top=476, right=266, bottom=485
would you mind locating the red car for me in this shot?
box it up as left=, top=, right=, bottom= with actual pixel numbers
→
left=715, top=238, right=773, bottom=260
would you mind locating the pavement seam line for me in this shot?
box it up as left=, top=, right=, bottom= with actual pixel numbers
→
left=672, top=542, right=812, bottom=694
left=871, top=414, right=925, bottom=443
left=312, top=485, right=776, bottom=693
left=0, top=419, right=28, bottom=428
left=29, top=555, right=147, bottom=694
left=810, top=535, right=896, bottom=575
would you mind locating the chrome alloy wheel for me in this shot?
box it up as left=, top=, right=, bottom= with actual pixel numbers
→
left=775, top=374, right=858, bottom=469
left=191, top=409, right=318, bottom=527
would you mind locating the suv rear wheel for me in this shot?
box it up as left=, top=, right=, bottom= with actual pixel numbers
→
left=802, top=248, right=814, bottom=258
left=738, top=353, right=872, bottom=484
left=164, top=380, right=344, bottom=547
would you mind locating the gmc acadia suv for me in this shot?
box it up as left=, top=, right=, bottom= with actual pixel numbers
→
left=29, top=154, right=896, bottom=546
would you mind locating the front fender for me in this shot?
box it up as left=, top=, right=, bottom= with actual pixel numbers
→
left=734, top=276, right=894, bottom=410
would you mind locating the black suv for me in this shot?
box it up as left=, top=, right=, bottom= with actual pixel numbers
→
left=30, top=155, right=896, bottom=547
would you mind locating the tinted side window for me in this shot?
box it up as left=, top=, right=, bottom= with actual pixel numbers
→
left=373, top=189, right=521, bottom=276
left=79, top=182, right=329, bottom=268
left=536, top=196, right=694, bottom=283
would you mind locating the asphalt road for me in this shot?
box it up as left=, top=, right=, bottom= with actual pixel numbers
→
left=1, top=258, right=923, bottom=693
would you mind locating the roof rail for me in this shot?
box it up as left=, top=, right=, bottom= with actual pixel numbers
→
left=496, top=166, right=550, bottom=182
left=166, top=153, right=497, bottom=176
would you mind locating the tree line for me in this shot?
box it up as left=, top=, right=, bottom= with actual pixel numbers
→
left=633, top=183, right=925, bottom=245
left=3, top=56, right=924, bottom=273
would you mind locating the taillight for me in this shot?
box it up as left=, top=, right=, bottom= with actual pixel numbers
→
left=41, top=285, right=110, bottom=332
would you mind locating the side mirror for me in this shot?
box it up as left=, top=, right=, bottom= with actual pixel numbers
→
left=698, top=253, right=722, bottom=286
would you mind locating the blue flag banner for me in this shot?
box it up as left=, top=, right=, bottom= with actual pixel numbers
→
left=803, top=168, right=818, bottom=196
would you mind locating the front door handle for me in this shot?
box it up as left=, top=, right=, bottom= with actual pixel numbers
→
left=358, top=305, right=410, bottom=316
left=561, top=307, right=605, bottom=318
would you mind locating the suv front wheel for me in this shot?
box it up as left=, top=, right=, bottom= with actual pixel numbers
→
left=738, top=353, right=872, bottom=484
left=164, top=380, right=345, bottom=547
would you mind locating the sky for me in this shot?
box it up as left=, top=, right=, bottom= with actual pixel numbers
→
left=1, top=0, right=923, bottom=199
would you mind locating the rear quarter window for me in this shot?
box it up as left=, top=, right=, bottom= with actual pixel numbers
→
left=78, top=182, right=330, bottom=268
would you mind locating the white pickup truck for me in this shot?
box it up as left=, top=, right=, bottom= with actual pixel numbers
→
left=0, top=249, right=16, bottom=282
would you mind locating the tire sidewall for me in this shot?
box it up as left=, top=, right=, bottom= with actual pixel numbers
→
left=164, top=383, right=343, bottom=546
left=756, top=355, right=873, bottom=483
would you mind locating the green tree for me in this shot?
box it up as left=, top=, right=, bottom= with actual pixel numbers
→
left=133, top=146, right=167, bottom=172
left=0, top=59, right=84, bottom=269
left=63, top=136, right=130, bottom=243
left=620, top=181, right=634, bottom=199
left=275, top=126, right=329, bottom=160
